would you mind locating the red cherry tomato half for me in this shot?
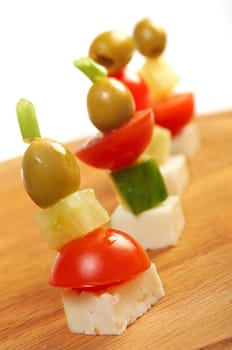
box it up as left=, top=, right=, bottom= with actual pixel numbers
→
left=110, top=68, right=151, bottom=111
left=76, top=108, right=154, bottom=171
left=152, top=92, right=194, bottom=136
left=49, top=227, right=150, bottom=290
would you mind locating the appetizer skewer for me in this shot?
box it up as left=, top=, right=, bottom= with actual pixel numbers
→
left=16, top=98, right=164, bottom=335
left=87, top=29, right=189, bottom=195
left=74, top=58, right=185, bottom=250
left=132, top=18, right=201, bottom=158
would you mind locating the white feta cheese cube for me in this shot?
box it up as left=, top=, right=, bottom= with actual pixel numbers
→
left=111, top=196, right=185, bottom=250
left=62, top=263, right=164, bottom=335
left=160, top=155, right=189, bottom=195
left=171, top=122, right=201, bottom=158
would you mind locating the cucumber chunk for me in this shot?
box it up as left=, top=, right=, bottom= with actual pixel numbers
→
left=140, top=56, right=179, bottom=101
left=144, top=126, right=171, bottom=165
left=111, top=159, right=168, bottom=214
left=36, top=189, right=110, bottom=250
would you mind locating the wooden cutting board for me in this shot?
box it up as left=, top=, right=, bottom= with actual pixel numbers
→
left=0, top=112, right=232, bottom=350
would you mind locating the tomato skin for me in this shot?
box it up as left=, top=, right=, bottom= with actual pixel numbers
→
left=110, top=68, right=151, bottom=111
left=76, top=108, right=154, bottom=171
left=152, top=92, right=194, bottom=136
left=49, top=227, right=150, bottom=290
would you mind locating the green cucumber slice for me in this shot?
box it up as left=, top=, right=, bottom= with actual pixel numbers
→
left=111, top=158, right=168, bottom=214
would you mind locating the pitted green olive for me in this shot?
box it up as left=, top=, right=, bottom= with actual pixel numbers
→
left=89, top=31, right=135, bottom=74
left=133, top=18, right=167, bottom=57
left=22, top=138, right=80, bottom=208
left=87, top=77, right=135, bottom=133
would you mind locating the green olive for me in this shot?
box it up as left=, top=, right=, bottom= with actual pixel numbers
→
left=87, top=77, right=135, bottom=132
left=89, top=31, right=135, bottom=74
left=133, top=18, right=167, bottom=57
left=22, top=138, right=80, bottom=208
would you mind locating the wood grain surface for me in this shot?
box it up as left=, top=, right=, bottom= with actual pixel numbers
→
left=0, top=112, right=232, bottom=350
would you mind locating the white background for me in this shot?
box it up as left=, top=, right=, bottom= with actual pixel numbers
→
left=0, top=0, right=231, bottom=161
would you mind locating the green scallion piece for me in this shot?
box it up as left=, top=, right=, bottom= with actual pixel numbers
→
left=73, top=57, right=107, bottom=83
left=16, top=98, right=41, bottom=143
